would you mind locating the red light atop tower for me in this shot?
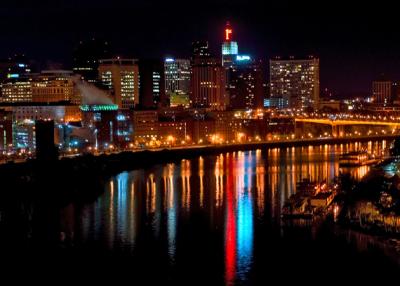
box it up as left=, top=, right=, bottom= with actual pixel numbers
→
left=225, top=22, right=233, bottom=41
left=225, top=28, right=232, bottom=41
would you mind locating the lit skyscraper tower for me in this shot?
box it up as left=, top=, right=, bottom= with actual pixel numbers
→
left=229, top=57, right=265, bottom=110
left=164, top=58, right=191, bottom=107
left=191, top=40, right=226, bottom=110
left=269, top=56, right=320, bottom=110
left=222, top=22, right=239, bottom=68
left=98, top=58, right=139, bottom=109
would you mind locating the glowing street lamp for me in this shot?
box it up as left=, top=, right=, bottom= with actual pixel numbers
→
left=237, top=132, right=246, bottom=142
left=167, top=135, right=175, bottom=147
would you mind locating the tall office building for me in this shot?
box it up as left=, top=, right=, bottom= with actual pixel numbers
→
left=372, top=78, right=392, bottom=105
left=221, top=22, right=239, bottom=68
left=98, top=58, right=139, bottom=109
left=229, top=57, right=264, bottom=110
left=164, top=58, right=191, bottom=107
left=138, top=59, right=166, bottom=109
left=73, top=38, right=111, bottom=83
left=191, top=41, right=226, bottom=110
left=269, top=56, right=320, bottom=109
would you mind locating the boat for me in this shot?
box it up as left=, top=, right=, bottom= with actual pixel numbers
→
left=339, top=150, right=380, bottom=167
left=281, top=179, right=334, bottom=219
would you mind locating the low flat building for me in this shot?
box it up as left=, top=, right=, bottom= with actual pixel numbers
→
left=133, top=110, right=158, bottom=142
left=32, top=70, right=79, bottom=104
left=1, top=79, right=32, bottom=103
left=0, top=102, right=81, bottom=122
left=158, top=120, right=189, bottom=144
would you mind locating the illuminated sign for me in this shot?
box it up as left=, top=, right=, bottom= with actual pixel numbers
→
left=165, top=58, right=174, bottom=62
left=80, top=104, right=118, bottom=112
left=7, top=73, right=19, bottom=79
left=236, top=55, right=251, bottom=61
left=225, top=28, right=233, bottom=41
left=18, top=63, right=25, bottom=68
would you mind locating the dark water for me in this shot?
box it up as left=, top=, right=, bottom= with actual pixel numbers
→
left=1, top=141, right=399, bottom=284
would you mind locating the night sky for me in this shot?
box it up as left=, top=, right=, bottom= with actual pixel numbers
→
left=1, top=0, right=400, bottom=95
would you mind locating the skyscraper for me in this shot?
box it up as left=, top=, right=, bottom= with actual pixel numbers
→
left=98, top=58, right=139, bottom=109
left=372, top=78, right=392, bottom=105
left=191, top=42, right=226, bottom=110
left=164, top=58, right=191, bottom=107
left=229, top=57, right=265, bottom=110
left=73, top=38, right=111, bottom=83
left=269, top=56, right=320, bottom=109
left=221, top=22, right=239, bottom=68
left=138, top=59, right=166, bottom=109
left=192, top=41, right=211, bottom=59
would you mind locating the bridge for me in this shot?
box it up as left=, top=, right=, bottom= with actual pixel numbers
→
left=295, top=118, right=400, bottom=126
left=294, top=117, right=400, bottom=137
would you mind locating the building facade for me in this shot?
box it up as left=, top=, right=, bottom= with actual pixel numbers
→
left=164, top=58, right=191, bottom=107
left=372, top=80, right=392, bottom=105
left=191, top=41, right=226, bottom=110
left=270, top=56, right=320, bottom=109
left=1, top=79, right=32, bottom=103
left=98, top=58, right=139, bottom=110
left=2, top=104, right=81, bottom=122
left=133, top=110, right=158, bottom=142
left=228, top=59, right=264, bottom=110
left=32, top=71, right=79, bottom=104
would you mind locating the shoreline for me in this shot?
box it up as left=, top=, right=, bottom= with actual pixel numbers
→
left=0, top=134, right=396, bottom=207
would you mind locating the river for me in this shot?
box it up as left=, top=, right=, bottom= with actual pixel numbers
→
left=0, top=140, right=398, bottom=284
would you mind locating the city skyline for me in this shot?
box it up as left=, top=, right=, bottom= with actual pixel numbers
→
left=1, top=0, right=400, bottom=95
left=3, top=2, right=400, bottom=282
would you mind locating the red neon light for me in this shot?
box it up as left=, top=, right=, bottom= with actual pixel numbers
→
left=225, top=28, right=233, bottom=41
